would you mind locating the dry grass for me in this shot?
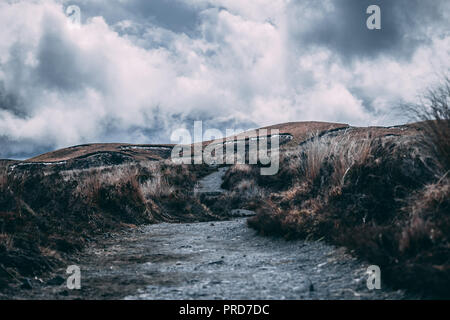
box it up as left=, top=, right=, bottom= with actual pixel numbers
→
left=71, top=165, right=141, bottom=201
left=399, top=177, right=449, bottom=254
left=0, top=166, right=7, bottom=189
left=222, top=128, right=375, bottom=196
left=0, top=159, right=219, bottom=289
left=402, top=76, right=450, bottom=170
left=66, top=161, right=192, bottom=203
left=280, top=129, right=374, bottom=187
left=229, top=164, right=253, bottom=174
left=233, top=179, right=265, bottom=199
left=140, top=173, right=174, bottom=198
left=0, top=233, right=14, bottom=251
left=27, top=143, right=174, bottom=163
left=232, top=118, right=448, bottom=296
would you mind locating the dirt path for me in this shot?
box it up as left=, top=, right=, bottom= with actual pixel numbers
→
left=12, top=168, right=410, bottom=299
left=194, top=166, right=228, bottom=195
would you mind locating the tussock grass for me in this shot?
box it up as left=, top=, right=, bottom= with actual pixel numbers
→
left=246, top=131, right=449, bottom=296
left=399, top=177, right=449, bottom=255
left=297, top=130, right=373, bottom=186
left=0, top=233, right=14, bottom=251
left=222, top=88, right=449, bottom=297
left=222, top=130, right=374, bottom=195
left=140, top=173, right=174, bottom=198
left=0, top=166, right=7, bottom=190
left=233, top=179, right=265, bottom=199
left=402, top=77, right=450, bottom=171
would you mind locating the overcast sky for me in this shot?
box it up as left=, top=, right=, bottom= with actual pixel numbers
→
left=0, top=0, right=449, bottom=159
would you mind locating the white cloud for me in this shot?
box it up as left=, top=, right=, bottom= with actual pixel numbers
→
left=0, top=0, right=449, bottom=158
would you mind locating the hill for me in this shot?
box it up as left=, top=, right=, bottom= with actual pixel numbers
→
left=0, top=120, right=448, bottom=298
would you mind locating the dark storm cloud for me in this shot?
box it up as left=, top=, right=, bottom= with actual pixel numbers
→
left=36, top=30, right=85, bottom=91
left=36, top=14, right=113, bottom=93
left=0, top=136, right=54, bottom=160
left=65, top=0, right=204, bottom=35
left=95, top=111, right=257, bottom=146
left=0, top=82, right=25, bottom=118
left=292, top=0, right=447, bottom=61
left=0, top=0, right=448, bottom=160
left=125, top=0, right=203, bottom=33
left=0, top=43, right=35, bottom=118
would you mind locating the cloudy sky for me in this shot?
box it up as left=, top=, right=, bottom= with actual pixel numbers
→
left=0, top=0, right=449, bottom=159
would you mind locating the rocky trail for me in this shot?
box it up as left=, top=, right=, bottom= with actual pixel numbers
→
left=12, top=167, right=410, bottom=299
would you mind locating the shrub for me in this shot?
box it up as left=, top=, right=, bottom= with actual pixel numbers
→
left=0, top=160, right=219, bottom=289
left=0, top=167, right=6, bottom=190
left=402, top=77, right=450, bottom=170
left=246, top=123, right=448, bottom=297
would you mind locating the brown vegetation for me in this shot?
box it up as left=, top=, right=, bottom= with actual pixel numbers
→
left=402, top=77, right=450, bottom=171
left=220, top=121, right=449, bottom=297
left=236, top=79, right=450, bottom=297
left=27, top=143, right=174, bottom=163
left=0, top=160, right=220, bottom=290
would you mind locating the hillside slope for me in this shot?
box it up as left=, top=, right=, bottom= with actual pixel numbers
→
left=1, top=121, right=448, bottom=298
